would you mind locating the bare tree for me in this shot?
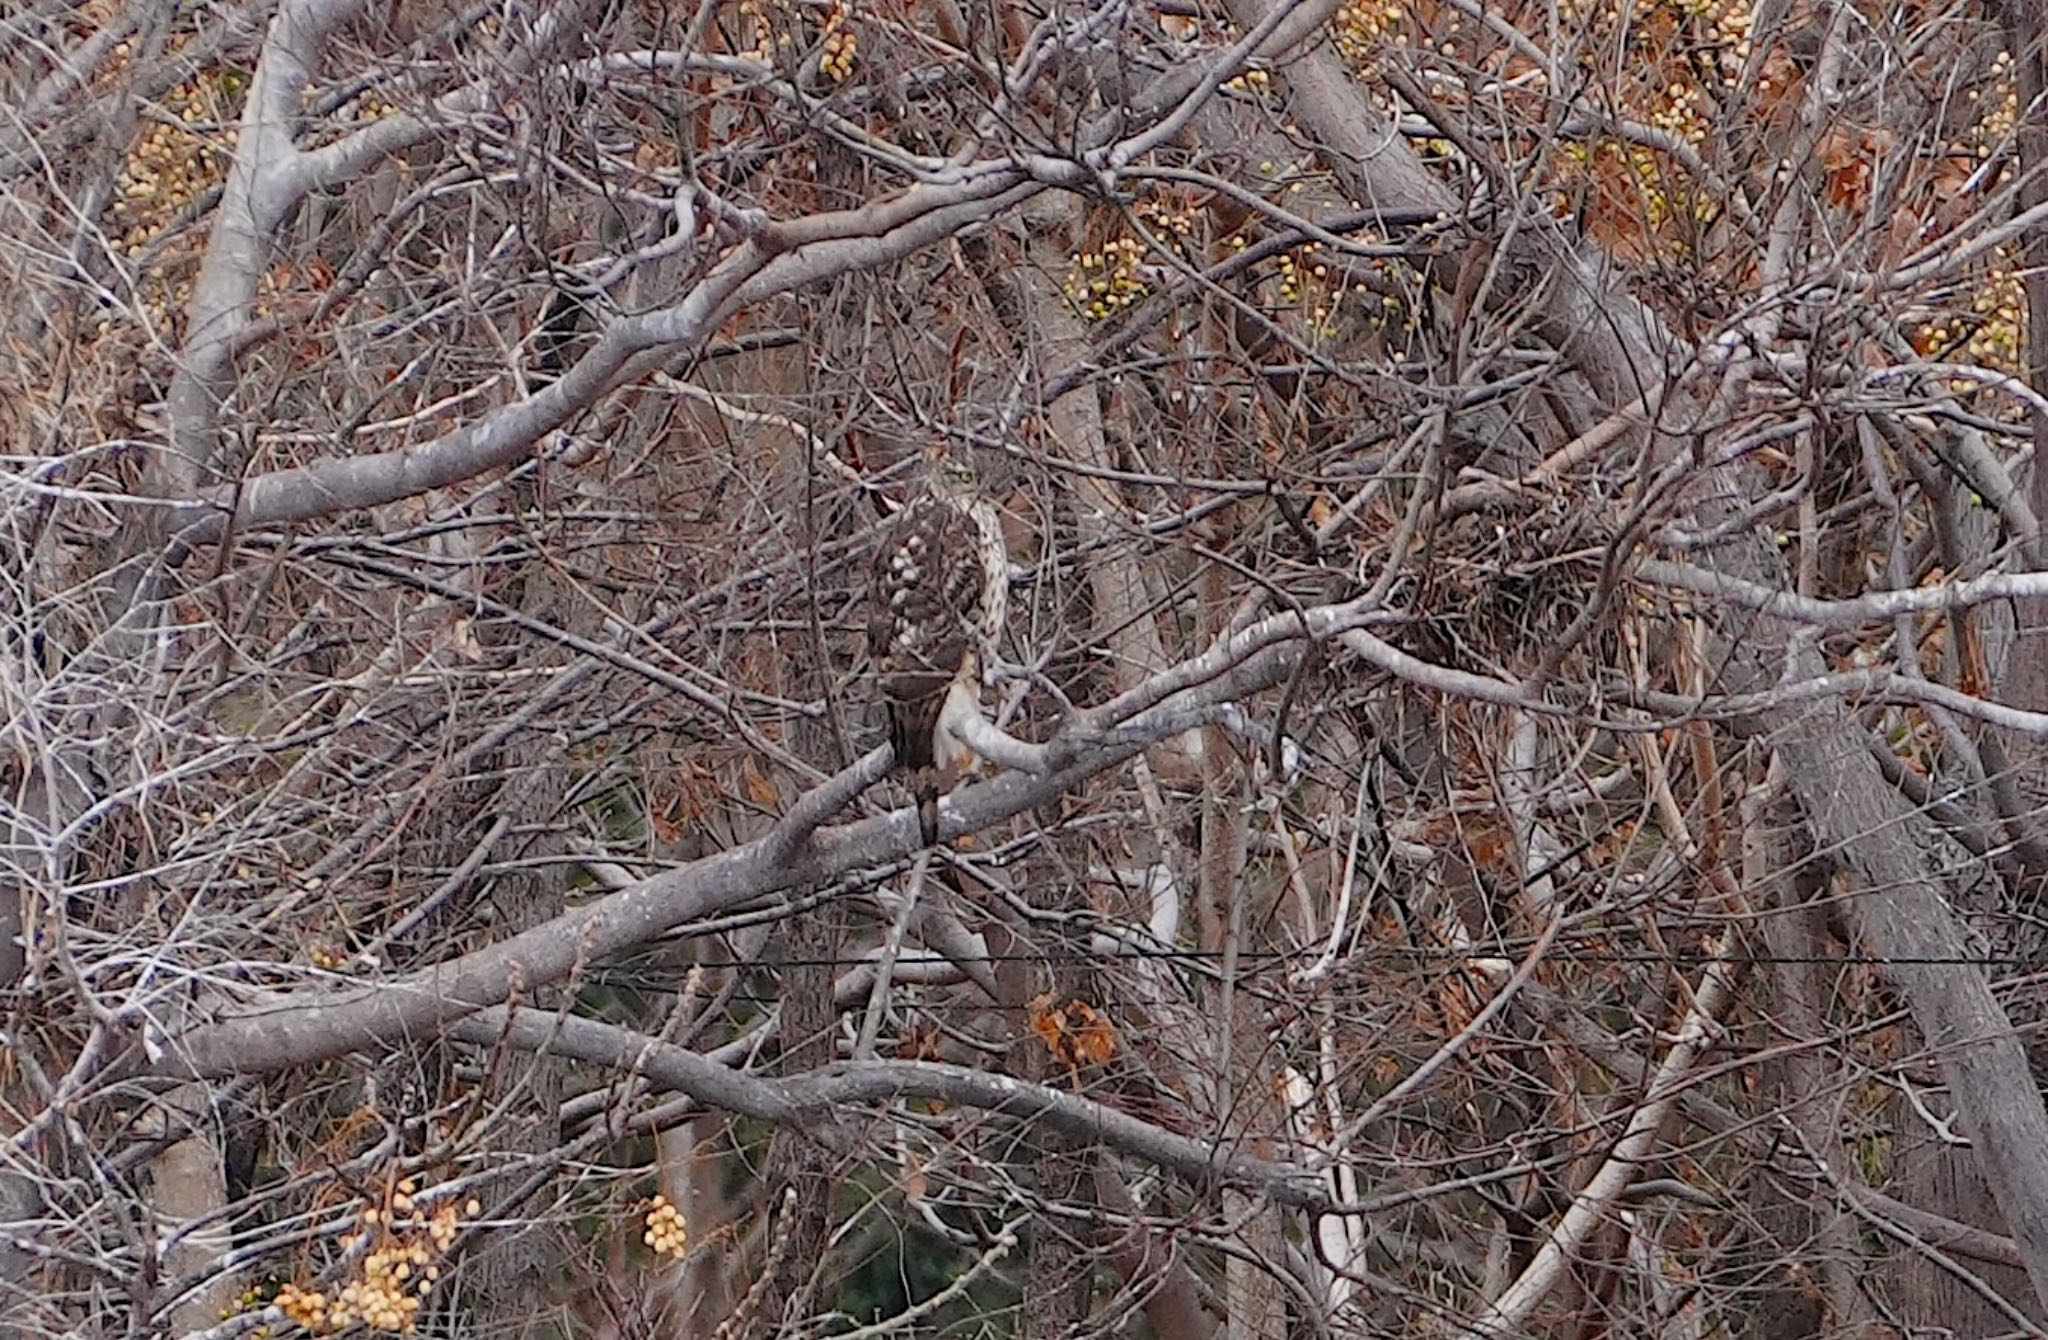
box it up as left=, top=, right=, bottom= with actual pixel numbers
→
left=9, top=1, right=2048, bottom=1337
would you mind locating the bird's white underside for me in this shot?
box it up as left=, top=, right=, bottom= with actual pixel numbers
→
left=944, top=497, right=1007, bottom=772
left=934, top=662, right=984, bottom=775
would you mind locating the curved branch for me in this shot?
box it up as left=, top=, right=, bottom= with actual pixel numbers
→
left=163, top=0, right=367, bottom=493
left=454, top=1006, right=1328, bottom=1209
left=151, top=603, right=1378, bottom=1081
left=1639, top=556, right=2048, bottom=628
left=1621, top=665, right=2048, bottom=738
left=174, top=172, right=1046, bottom=540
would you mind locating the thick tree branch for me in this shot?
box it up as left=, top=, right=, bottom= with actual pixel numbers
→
left=152, top=600, right=1380, bottom=1080
left=162, top=0, right=368, bottom=493
left=1637, top=558, right=2048, bottom=628
left=172, top=173, right=1047, bottom=540
left=453, top=1007, right=1328, bottom=1210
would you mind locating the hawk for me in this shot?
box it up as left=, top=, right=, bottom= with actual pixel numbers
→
left=869, top=453, right=1008, bottom=844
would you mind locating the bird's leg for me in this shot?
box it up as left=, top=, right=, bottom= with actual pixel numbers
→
left=912, top=767, right=942, bottom=847
left=983, top=635, right=1051, bottom=686
left=933, top=753, right=967, bottom=801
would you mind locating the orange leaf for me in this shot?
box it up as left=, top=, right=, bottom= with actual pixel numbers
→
left=1069, top=1004, right=1117, bottom=1067
left=1819, top=129, right=1886, bottom=212
left=1030, top=993, right=1063, bottom=1053
left=743, top=764, right=779, bottom=808
left=1030, top=994, right=1118, bottom=1069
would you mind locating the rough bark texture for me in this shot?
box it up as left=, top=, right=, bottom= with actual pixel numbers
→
left=1093, top=1160, right=1216, bottom=1340
left=757, top=516, right=853, bottom=1334
left=755, top=900, right=846, bottom=1335
left=151, top=1084, right=238, bottom=1332
left=991, top=852, right=1100, bottom=1339
left=464, top=764, right=571, bottom=1338
left=1199, top=715, right=1286, bottom=1340
left=1776, top=710, right=2048, bottom=1313
left=1746, top=861, right=1883, bottom=1337
left=1895, top=9, right=2048, bottom=1333
left=1018, top=206, right=1196, bottom=782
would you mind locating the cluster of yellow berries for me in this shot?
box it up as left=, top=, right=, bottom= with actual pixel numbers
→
left=819, top=3, right=856, bottom=83
left=301, top=90, right=398, bottom=153
left=1623, top=144, right=1682, bottom=233
left=1551, top=137, right=1708, bottom=243
left=1705, top=1, right=1755, bottom=84
left=1278, top=251, right=1380, bottom=341
left=112, top=56, right=236, bottom=259
left=273, top=1184, right=478, bottom=1334
left=1223, top=65, right=1271, bottom=95
left=737, top=0, right=794, bottom=62
left=1645, top=82, right=1709, bottom=146
left=1967, top=51, right=2020, bottom=151
left=1330, top=0, right=1400, bottom=65
left=1230, top=235, right=1408, bottom=339
left=1275, top=250, right=1327, bottom=307
left=1559, top=0, right=1754, bottom=92
left=1253, top=156, right=1317, bottom=196
left=1152, top=12, right=1275, bottom=92
left=219, top=1283, right=278, bottom=1336
left=1966, top=271, right=2028, bottom=372
left=1133, top=194, right=1200, bottom=241
left=1064, top=236, right=1149, bottom=320
left=1916, top=267, right=2027, bottom=375
left=337, top=93, right=397, bottom=125
left=1662, top=0, right=1748, bottom=28
left=643, top=1194, right=689, bottom=1259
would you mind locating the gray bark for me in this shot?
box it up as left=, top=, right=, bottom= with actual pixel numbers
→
left=1225, top=0, right=2048, bottom=1318
left=159, top=598, right=1382, bottom=1081
left=1745, top=851, right=1883, bottom=1336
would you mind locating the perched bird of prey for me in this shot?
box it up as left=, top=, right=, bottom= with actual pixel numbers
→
left=869, top=451, right=1008, bottom=845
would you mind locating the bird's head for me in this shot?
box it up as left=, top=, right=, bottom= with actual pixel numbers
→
left=924, top=444, right=981, bottom=499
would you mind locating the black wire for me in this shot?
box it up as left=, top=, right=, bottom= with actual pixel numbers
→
left=640, top=949, right=2048, bottom=970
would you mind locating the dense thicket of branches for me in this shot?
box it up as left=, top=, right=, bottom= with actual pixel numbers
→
left=6, top=1, right=2048, bottom=1336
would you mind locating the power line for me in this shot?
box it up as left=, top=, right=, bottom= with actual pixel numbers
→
left=600, top=948, right=2048, bottom=971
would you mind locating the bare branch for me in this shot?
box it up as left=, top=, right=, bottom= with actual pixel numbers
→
left=1474, top=950, right=1738, bottom=1334
left=154, top=601, right=1370, bottom=1080
left=453, top=1007, right=1330, bottom=1210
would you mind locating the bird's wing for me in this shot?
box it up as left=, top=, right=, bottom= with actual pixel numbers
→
left=871, top=499, right=985, bottom=772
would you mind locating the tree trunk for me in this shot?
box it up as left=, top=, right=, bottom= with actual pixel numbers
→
left=754, top=898, right=846, bottom=1334
left=1890, top=10, right=2048, bottom=1334
left=1744, top=858, right=1883, bottom=1337
left=464, top=762, right=570, bottom=1337
left=991, top=857, right=1100, bottom=1338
